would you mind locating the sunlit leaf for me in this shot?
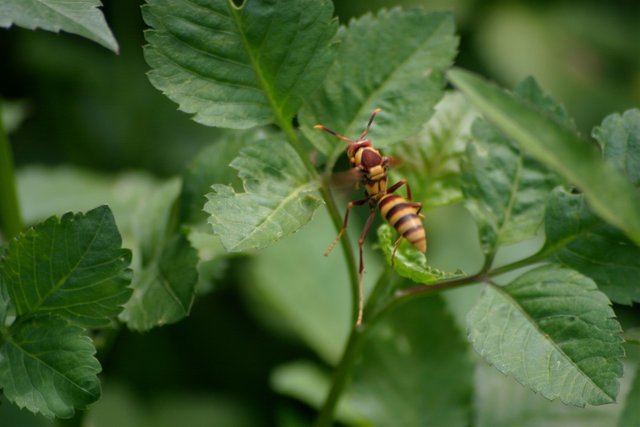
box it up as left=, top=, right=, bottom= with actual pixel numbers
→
left=388, top=91, right=477, bottom=209
left=0, top=315, right=101, bottom=419
left=0, top=0, right=118, bottom=52
left=467, top=265, right=624, bottom=406
left=0, top=206, right=132, bottom=327
left=448, top=68, right=640, bottom=247
left=143, top=0, right=337, bottom=128
left=299, top=8, right=458, bottom=159
left=542, top=187, right=640, bottom=305
left=377, top=223, right=462, bottom=283
left=205, top=138, right=322, bottom=252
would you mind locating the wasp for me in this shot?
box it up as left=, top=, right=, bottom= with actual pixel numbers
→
left=315, top=108, right=426, bottom=325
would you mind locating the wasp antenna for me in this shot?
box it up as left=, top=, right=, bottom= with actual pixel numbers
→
left=360, top=108, right=382, bottom=140
left=314, top=124, right=355, bottom=143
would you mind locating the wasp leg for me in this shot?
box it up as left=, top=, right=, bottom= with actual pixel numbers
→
left=387, top=179, right=413, bottom=200
left=408, top=201, right=425, bottom=219
left=391, top=235, right=404, bottom=266
left=356, top=208, right=377, bottom=326
left=324, top=197, right=370, bottom=257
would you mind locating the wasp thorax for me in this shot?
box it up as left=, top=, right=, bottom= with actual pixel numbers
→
left=359, top=148, right=383, bottom=168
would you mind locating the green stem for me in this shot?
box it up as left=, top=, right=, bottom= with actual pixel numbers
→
left=314, top=326, right=366, bottom=427
left=0, top=101, right=23, bottom=240
left=280, top=120, right=361, bottom=324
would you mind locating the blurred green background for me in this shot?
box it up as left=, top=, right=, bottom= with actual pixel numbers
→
left=1, top=0, right=639, bottom=425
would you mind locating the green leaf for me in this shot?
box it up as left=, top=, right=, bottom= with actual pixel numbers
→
left=542, top=187, right=640, bottom=305
left=143, top=0, right=337, bottom=129
left=592, top=109, right=640, bottom=188
left=448, top=68, right=640, bottom=247
left=0, top=315, right=101, bottom=419
left=119, top=180, right=199, bottom=331
left=0, top=0, right=118, bottom=52
left=388, top=91, right=477, bottom=209
left=205, top=138, right=322, bottom=252
left=462, top=117, right=559, bottom=255
left=0, top=206, right=132, bottom=328
left=467, top=265, right=624, bottom=406
left=346, top=294, right=473, bottom=426
left=377, top=223, right=462, bottom=283
left=299, top=8, right=458, bottom=158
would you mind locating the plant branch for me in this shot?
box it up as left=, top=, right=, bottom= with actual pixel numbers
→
left=0, top=101, right=23, bottom=240
left=279, top=118, right=361, bottom=325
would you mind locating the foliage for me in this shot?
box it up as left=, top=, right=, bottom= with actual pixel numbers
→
left=1, top=0, right=640, bottom=426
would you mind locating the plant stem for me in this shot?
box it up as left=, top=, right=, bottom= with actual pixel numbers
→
left=280, top=120, right=361, bottom=324
left=0, top=101, right=23, bottom=240
left=314, top=326, right=366, bottom=427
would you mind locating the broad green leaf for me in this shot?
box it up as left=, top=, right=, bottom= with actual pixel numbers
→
left=299, top=8, right=458, bottom=159
left=467, top=265, right=624, bottom=406
left=474, top=361, right=628, bottom=427
left=0, top=315, right=101, bottom=419
left=143, top=0, right=337, bottom=129
left=0, top=0, right=118, bottom=52
left=119, top=180, right=199, bottom=331
left=618, top=368, right=640, bottom=427
left=377, top=223, right=462, bottom=283
left=462, top=117, right=558, bottom=255
left=346, top=294, right=472, bottom=426
left=388, top=91, right=477, bottom=209
left=205, top=138, right=322, bottom=252
left=0, top=206, right=132, bottom=328
left=542, top=187, right=640, bottom=305
left=593, top=109, right=640, bottom=188
left=448, top=68, right=640, bottom=247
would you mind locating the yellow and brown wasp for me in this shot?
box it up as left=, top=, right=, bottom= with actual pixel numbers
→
left=315, top=108, right=426, bottom=325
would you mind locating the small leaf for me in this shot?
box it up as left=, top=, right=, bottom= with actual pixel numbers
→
left=388, top=91, right=478, bottom=209
left=299, top=8, right=458, bottom=158
left=347, top=294, right=473, bottom=426
left=377, top=224, right=462, bottom=283
left=462, top=117, right=558, bottom=255
left=0, top=0, right=118, bottom=52
left=205, top=138, right=322, bottom=252
left=143, top=0, right=337, bottom=129
left=448, top=68, right=640, bottom=247
left=592, top=108, right=640, bottom=188
left=0, top=315, right=101, bottom=419
left=119, top=234, right=198, bottom=331
left=542, top=187, right=640, bottom=305
left=467, top=265, right=624, bottom=406
left=0, top=206, right=132, bottom=328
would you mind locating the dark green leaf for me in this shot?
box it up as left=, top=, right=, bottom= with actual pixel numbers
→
left=299, top=8, right=458, bottom=159
left=388, top=91, right=477, bottom=209
left=346, top=294, right=472, bottom=426
left=377, top=223, right=462, bottom=283
left=0, top=315, right=101, bottom=419
left=0, top=206, right=132, bottom=328
left=467, top=265, right=624, bottom=406
left=448, top=68, right=640, bottom=247
left=0, top=0, right=118, bottom=52
left=592, top=109, right=640, bottom=188
left=205, top=138, right=322, bottom=252
left=542, top=187, right=640, bottom=305
left=462, top=117, right=558, bottom=255
left=143, top=0, right=337, bottom=128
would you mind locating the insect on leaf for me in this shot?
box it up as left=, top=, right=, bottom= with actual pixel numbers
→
left=205, top=138, right=322, bottom=253
left=377, top=224, right=462, bottom=284
left=143, top=0, right=337, bottom=129
left=300, top=8, right=458, bottom=159
left=0, top=206, right=132, bottom=328
left=0, top=0, right=118, bottom=52
left=0, top=315, right=101, bottom=419
left=467, top=265, right=624, bottom=407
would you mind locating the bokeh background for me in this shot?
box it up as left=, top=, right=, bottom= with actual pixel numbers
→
left=1, top=0, right=639, bottom=425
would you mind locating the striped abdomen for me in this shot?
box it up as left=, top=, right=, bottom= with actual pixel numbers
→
left=378, top=194, right=426, bottom=253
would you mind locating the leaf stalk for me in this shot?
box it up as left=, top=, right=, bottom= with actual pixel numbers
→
left=0, top=101, right=23, bottom=240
